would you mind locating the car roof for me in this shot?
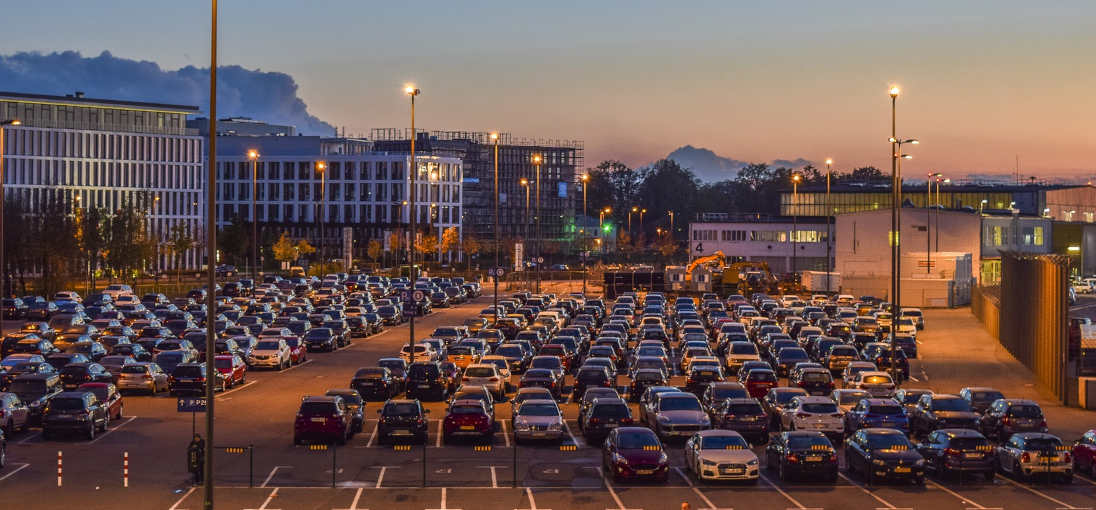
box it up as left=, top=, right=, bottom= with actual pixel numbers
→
left=696, top=429, right=744, bottom=437
left=302, top=395, right=340, bottom=404
left=862, top=427, right=906, bottom=435
left=1014, top=432, right=1058, bottom=440
left=797, top=396, right=835, bottom=404
left=937, top=428, right=985, bottom=438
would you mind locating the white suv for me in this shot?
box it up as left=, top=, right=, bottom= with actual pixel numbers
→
left=249, top=337, right=291, bottom=370
left=102, top=284, right=134, bottom=300
left=850, top=371, right=895, bottom=398
left=779, top=396, right=845, bottom=438
left=462, top=363, right=506, bottom=399
left=400, top=343, right=439, bottom=363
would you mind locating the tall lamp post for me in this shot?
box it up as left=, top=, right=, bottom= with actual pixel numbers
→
left=0, top=119, right=21, bottom=300
left=203, top=2, right=219, bottom=506
left=315, top=161, right=327, bottom=267
left=825, top=158, right=833, bottom=293
left=532, top=154, right=542, bottom=293
left=791, top=173, right=802, bottom=276
left=248, top=149, right=260, bottom=282
left=888, top=85, right=918, bottom=385
left=640, top=208, right=647, bottom=245
left=521, top=178, right=530, bottom=289
left=490, top=132, right=500, bottom=325
left=405, top=84, right=420, bottom=364
left=600, top=207, right=611, bottom=254
left=926, top=172, right=941, bottom=274
left=581, top=174, right=588, bottom=296
left=628, top=206, right=638, bottom=236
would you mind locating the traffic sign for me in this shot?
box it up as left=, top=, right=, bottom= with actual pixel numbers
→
left=537, top=257, right=544, bottom=264
left=401, top=289, right=413, bottom=303
left=494, top=267, right=505, bottom=277
left=412, top=290, right=425, bottom=302
left=177, top=396, right=207, bottom=413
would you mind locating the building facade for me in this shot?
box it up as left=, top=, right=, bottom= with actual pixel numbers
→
left=371, top=129, right=583, bottom=254
left=214, top=136, right=462, bottom=264
left=979, top=213, right=1053, bottom=283
left=688, top=214, right=832, bottom=273
left=0, top=91, right=204, bottom=270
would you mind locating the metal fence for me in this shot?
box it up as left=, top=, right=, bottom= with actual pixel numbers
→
left=998, top=253, right=1070, bottom=403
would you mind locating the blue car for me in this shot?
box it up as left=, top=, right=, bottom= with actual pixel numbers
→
left=844, top=398, right=909, bottom=434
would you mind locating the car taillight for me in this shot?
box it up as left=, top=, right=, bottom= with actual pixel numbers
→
left=1021, top=453, right=1030, bottom=463
left=621, top=417, right=633, bottom=424
left=488, top=377, right=499, bottom=382
left=786, top=454, right=798, bottom=462
left=830, top=413, right=842, bottom=418
left=1063, top=452, right=1071, bottom=462
left=1039, top=419, right=1047, bottom=428
left=1001, top=416, right=1012, bottom=425
left=796, top=413, right=810, bottom=418
left=945, top=448, right=960, bottom=456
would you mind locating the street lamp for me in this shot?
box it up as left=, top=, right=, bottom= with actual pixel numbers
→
left=0, top=119, right=21, bottom=299
left=825, top=158, right=833, bottom=293
left=791, top=173, right=802, bottom=275
left=926, top=172, right=941, bottom=274
left=315, top=160, right=327, bottom=266
left=247, top=149, right=260, bottom=282
left=532, top=154, right=542, bottom=293
left=490, top=131, right=500, bottom=326
left=629, top=206, right=638, bottom=236
left=405, top=84, right=420, bottom=365
left=887, top=85, right=918, bottom=386
left=581, top=174, right=588, bottom=295
left=640, top=208, right=647, bottom=240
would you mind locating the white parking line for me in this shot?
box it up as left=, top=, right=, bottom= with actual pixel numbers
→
left=926, top=479, right=986, bottom=509
left=0, top=463, right=30, bottom=482
left=435, top=419, right=443, bottom=447
left=759, top=473, right=807, bottom=509
left=261, top=465, right=290, bottom=487
left=501, top=419, right=511, bottom=447
left=375, top=466, right=388, bottom=488
left=168, top=486, right=196, bottom=510
left=996, top=474, right=1080, bottom=509
left=564, top=420, right=584, bottom=447
left=282, top=359, right=314, bottom=372
left=525, top=487, right=539, bottom=510
left=672, top=467, right=722, bottom=510
left=838, top=472, right=896, bottom=509
left=90, top=416, right=138, bottom=444
left=333, top=487, right=365, bottom=510
left=215, top=380, right=258, bottom=399
left=244, top=487, right=279, bottom=510
left=18, top=431, right=41, bottom=444
left=1073, top=473, right=1096, bottom=486
left=597, top=467, right=639, bottom=510
left=365, top=419, right=379, bottom=447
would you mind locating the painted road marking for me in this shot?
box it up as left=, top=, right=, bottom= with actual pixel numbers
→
left=672, top=466, right=726, bottom=510
left=168, top=486, right=196, bottom=510
left=501, top=419, right=511, bottom=447
left=759, top=473, right=808, bottom=509
left=478, top=465, right=504, bottom=488
left=244, top=487, right=280, bottom=510
left=926, top=479, right=988, bottom=509
left=435, top=419, right=443, bottom=447
left=425, top=487, right=463, bottom=510
left=365, top=419, right=379, bottom=447
left=597, top=467, right=642, bottom=510
left=215, top=379, right=258, bottom=399
left=333, top=487, right=366, bottom=510
left=261, top=466, right=291, bottom=488
left=18, top=431, right=41, bottom=444
left=89, top=416, right=138, bottom=444
left=838, top=472, right=897, bottom=509
left=997, top=474, right=1080, bottom=509
left=0, top=463, right=29, bottom=482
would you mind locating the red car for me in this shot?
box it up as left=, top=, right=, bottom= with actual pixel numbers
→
left=77, top=382, right=124, bottom=420
left=294, top=395, right=353, bottom=445
left=285, top=336, right=307, bottom=365
left=214, top=354, right=247, bottom=387
left=741, top=369, right=777, bottom=399
left=441, top=399, right=495, bottom=443
left=1073, top=429, right=1096, bottom=476
left=602, top=426, right=669, bottom=482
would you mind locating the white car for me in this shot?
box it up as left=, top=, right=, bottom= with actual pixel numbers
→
left=830, top=389, right=871, bottom=414
left=684, top=429, right=759, bottom=482
left=249, top=337, right=291, bottom=370
left=462, top=363, right=506, bottom=399
left=894, top=318, right=917, bottom=337
left=835, top=295, right=856, bottom=306
left=841, top=362, right=878, bottom=387
left=53, top=291, right=82, bottom=303
left=114, top=294, right=140, bottom=306
left=400, top=343, right=439, bottom=363
left=102, top=284, right=134, bottom=300
left=724, top=341, right=761, bottom=374
left=779, top=396, right=845, bottom=438
left=850, top=371, right=895, bottom=398
left=899, top=308, right=925, bottom=330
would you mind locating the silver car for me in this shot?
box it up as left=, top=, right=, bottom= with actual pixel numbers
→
left=512, top=399, right=564, bottom=443
left=996, top=433, right=1073, bottom=482
left=644, top=391, right=711, bottom=440
left=116, top=362, right=168, bottom=394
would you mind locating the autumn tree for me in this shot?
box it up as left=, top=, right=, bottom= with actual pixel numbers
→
left=440, top=227, right=460, bottom=262
left=366, top=239, right=383, bottom=262
left=166, top=223, right=196, bottom=283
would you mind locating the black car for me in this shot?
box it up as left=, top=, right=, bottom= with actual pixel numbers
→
left=41, top=391, right=111, bottom=440
left=958, top=387, right=1005, bottom=415
left=628, top=368, right=668, bottom=402
left=169, top=363, right=227, bottom=395
left=406, top=361, right=449, bottom=401
left=711, top=397, right=769, bottom=444
left=351, top=367, right=400, bottom=401
left=58, top=362, right=113, bottom=390
left=377, top=399, right=429, bottom=444
left=979, top=399, right=1047, bottom=442
left=579, top=396, right=633, bottom=443
left=377, top=306, right=402, bottom=325
left=325, top=389, right=365, bottom=433
left=762, top=387, right=809, bottom=429
left=915, top=428, right=995, bottom=481
left=304, top=328, right=337, bottom=352
left=3, top=298, right=28, bottom=320
left=8, top=373, right=63, bottom=425
left=519, top=368, right=561, bottom=398
left=765, top=431, right=839, bottom=482
left=45, top=352, right=91, bottom=372
left=845, top=428, right=925, bottom=484
left=321, top=320, right=350, bottom=347
left=910, top=394, right=980, bottom=438
left=573, top=366, right=613, bottom=399
left=683, top=364, right=724, bottom=395
left=377, top=358, right=409, bottom=394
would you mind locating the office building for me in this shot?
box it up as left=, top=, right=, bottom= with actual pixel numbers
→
left=371, top=129, right=583, bottom=255
left=0, top=90, right=204, bottom=270
left=188, top=117, right=298, bottom=137
left=688, top=213, right=831, bottom=273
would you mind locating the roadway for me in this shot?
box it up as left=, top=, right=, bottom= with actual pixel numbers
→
left=2, top=292, right=1095, bottom=510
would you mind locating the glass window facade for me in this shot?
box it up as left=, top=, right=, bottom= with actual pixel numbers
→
left=781, top=190, right=1015, bottom=216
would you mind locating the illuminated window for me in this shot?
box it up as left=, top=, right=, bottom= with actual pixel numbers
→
left=1034, top=226, right=1044, bottom=246
left=992, top=226, right=1003, bottom=246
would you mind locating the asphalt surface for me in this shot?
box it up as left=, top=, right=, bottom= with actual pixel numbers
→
left=3, top=292, right=1095, bottom=510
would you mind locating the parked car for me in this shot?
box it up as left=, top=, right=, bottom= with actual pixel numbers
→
left=77, top=382, right=124, bottom=420
left=0, top=392, right=30, bottom=435
left=293, top=395, right=353, bottom=445
left=579, top=396, right=634, bottom=443
left=116, top=362, right=169, bottom=394
left=41, top=390, right=110, bottom=440
left=915, top=428, right=996, bottom=481
left=844, top=398, right=909, bottom=434
left=683, top=429, right=759, bottom=482
left=845, top=428, right=925, bottom=485
left=441, top=398, right=495, bottom=443
left=376, top=399, right=429, bottom=444
left=910, top=394, right=980, bottom=437
left=601, top=427, right=670, bottom=482
left=512, top=399, right=565, bottom=443
left=8, top=373, right=62, bottom=425
left=351, top=367, right=400, bottom=401
left=995, top=432, right=1073, bottom=483
left=979, top=399, right=1047, bottom=442
left=764, top=431, right=839, bottom=482
left=959, top=387, right=1006, bottom=415
left=324, top=389, right=364, bottom=433
left=1070, top=429, right=1096, bottom=476
left=214, top=354, right=248, bottom=387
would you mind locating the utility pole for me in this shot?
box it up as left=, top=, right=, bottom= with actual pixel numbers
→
left=204, top=1, right=218, bottom=507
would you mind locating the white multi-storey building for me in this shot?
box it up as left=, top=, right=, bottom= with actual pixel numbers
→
left=0, top=91, right=204, bottom=270
left=215, top=136, right=462, bottom=264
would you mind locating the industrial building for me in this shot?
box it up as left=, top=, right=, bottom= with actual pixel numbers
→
left=687, top=213, right=831, bottom=274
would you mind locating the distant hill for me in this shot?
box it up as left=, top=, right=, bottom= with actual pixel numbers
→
left=661, top=145, right=811, bottom=182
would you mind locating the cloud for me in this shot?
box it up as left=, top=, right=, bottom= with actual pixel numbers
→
left=0, top=50, right=334, bottom=135
left=661, top=145, right=812, bottom=182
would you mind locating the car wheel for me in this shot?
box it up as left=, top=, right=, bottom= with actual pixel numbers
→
left=117, top=405, right=124, bottom=420
left=0, top=444, right=5, bottom=468
left=86, top=423, right=96, bottom=440
left=1013, top=461, right=1025, bottom=481
left=779, top=462, right=788, bottom=481
left=100, top=414, right=109, bottom=432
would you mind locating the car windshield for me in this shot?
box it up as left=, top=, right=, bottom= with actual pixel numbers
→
left=1023, top=438, right=1062, bottom=450
left=1007, top=405, right=1043, bottom=418
left=749, top=372, right=776, bottom=382
left=409, top=365, right=439, bottom=377
left=949, top=437, right=989, bottom=450
left=85, top=387, right=109, bottom=401
left=617, top=430, right=659, bottom=449
left=593, top=403, right=630, bottom=418
left=866, top=434, right=912, bottom=451
left=802, top=402, right=838, bottom=413
left=519, top=403, right=558, bottom=416
left=383, top=403, right=419, bottom=416
left=702, top=435, right=749, bottom=450
left=298, top=402, right=337, bottom=416
left=121, top=365, right=148, bottom=374
left=465, top=367, right=496, bottom=378
left=156, top=352, right=184, bottom=362
left=730, top=343, right=757, bottom=354
left=256, top=341, right=281, bottom=350
left=933, top=399, right=971, bottom=412
left=802, top=372, right=830, bottom=382
left=863, top=375, right=893, bottom=385
left=577, top=370, right=606, bottom=383
left=496, top=346, right=522, bottom=357
left=449, top=346, right=473, bottom=356
left=869, top=404, right=903, bottom=415
left=214, top=358, right=234, bottom=369
left=659, top=396, right=701, bottom=411
left=727, top=403, right=763, bottom=415
left=971, top=391, right=1004, bottom=402
left=788, top=435, right=832, bottom=449
left=450, top=404, right=485, bottom=415
left=10, top=380, right=48, bottom=399
left=49, top=398, right=86, bottom=411
left=532, top=358, right=560, bottom=369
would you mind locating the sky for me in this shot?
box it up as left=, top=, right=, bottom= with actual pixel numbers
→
left=2, top=1, right=1095, bottom=179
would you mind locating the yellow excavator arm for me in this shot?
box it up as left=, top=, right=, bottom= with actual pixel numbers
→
left=685, top=251, right=725, bottom=281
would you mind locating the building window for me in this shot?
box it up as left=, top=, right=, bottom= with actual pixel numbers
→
left=992, top=226, right=1004, bottom=246
left=1033, top=226, right=1044, bottom=246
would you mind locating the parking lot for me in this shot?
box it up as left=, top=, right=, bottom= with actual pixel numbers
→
left=3, top=289, right=1096, bottom=510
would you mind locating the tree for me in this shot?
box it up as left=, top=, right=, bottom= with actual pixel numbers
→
left=272, top=232, right=296, bottom=267
left=81, top=207, right=107, bottom=292
left=166, top=223, right=196, bottom=284
left=440, top=227, right=460, bottom=261
left=462, top=235, right=481, bottom=268
left=294, top=239, right=316, bottom=261
left=416, top=234, right=437, bottom=258
left=366, top=239, right=383, bottom=262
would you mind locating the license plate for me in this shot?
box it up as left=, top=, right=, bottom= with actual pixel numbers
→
left=815, top=423, right=826, bottom=429
left=636, top=469, right=654, bottom=475
left=894, top=466, right=911, bottom=473
left=311, top=417, right=326, bottom=423
left=418, top=384, right=431, bottom=388
left=722, top=468, right=744, bottom=474
left=460, top=425, right=475, bottom=430
left=532, top=432, right=546, bottom=437
left=605, top=423, right=618, bottom=428
left=964, top=453, right=981, bottom=459
left=806, top=456, right=822, bottom=462
left=392, top=430, right=412, bottom=436
left=701, top=371, right=713, bottom=376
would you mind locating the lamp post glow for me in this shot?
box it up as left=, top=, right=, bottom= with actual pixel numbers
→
left=521, top=178, right=531, bottom=289
left=405, top=84, right=420, bottom=365
left=315, top=160, right=327, bottom=265
left=248, top=149, right=260, bottom=282
left=628, top=206, right=638, bottom=236
left=490, top=132, right=500, bottom=326
left=581, top=174, right=588, bottom=295
left=532, top=154, right=542, bottom=292
left=0, top=119, right=21, bottom=299
left=791, top=173, right=802, bottom=275
left=926, top=172, right=941, bottom=274
left=887, top=85, right=918, bottom=386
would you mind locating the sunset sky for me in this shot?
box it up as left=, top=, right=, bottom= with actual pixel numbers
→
left=3, top=1, right=1094, bottom=179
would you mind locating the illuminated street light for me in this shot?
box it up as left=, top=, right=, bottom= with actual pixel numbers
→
left=247, top=149, right=261, bottom=282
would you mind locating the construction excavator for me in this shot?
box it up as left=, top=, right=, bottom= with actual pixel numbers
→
left=722, top=261, right=781, bottom=295
left=685, top=251, right=726, bottom=281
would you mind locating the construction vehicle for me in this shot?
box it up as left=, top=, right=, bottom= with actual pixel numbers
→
left=685, top=251, right=726, bottom=281
left=719, top=261, right=781, bottom=296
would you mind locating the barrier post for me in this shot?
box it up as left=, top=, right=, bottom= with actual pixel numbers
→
left=331, top=442, right=337, bottom=488
left=123, top=451, right=129, bottom=488
left=248, top=444, right=254, bottom=488
left=57, top=451, right=62, bottom=487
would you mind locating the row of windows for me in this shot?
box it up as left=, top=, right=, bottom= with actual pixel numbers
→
left=217, top=181, right=460, bottom=204
left=985, top=225, right=1045, bottom=247
left=0, top=101, right=187, bottom=134
left=7, top=186, right=201, bottom=218
left=3, top=158, right=200, bottom=190
left=3, top=128, right=201, bottom=163
left=218, top=160, right=462, bottom=183
left=219, top=203, right=459, bottom=225
left=780, top=191, right=1016, bottom=216
left=692, top=229, right=831, bottom=243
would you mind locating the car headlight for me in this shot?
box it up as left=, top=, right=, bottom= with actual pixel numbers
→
left=747, top=458, right=759, bottom=466
left=613, top=453, right=628, bottom=465
left=658, top=452, right=668, bottom=464
left=872, top=459, right=886, bottom=466
left=914, top=459, right=925, bottom=467
left=657, top=415, right=671, bottom=424
left=701, top=458, right=718, bottom=466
